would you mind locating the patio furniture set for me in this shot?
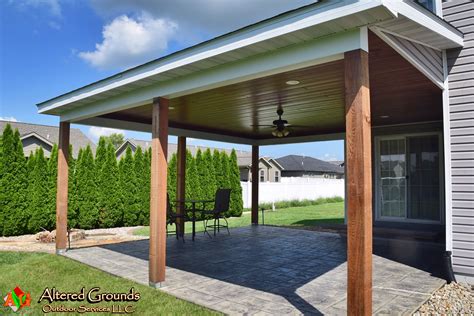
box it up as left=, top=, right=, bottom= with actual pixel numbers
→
left=167, top=188, right=232, bottom=241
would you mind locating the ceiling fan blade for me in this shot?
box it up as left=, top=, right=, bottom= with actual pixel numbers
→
left=286, top=124, right=312, bottom=128
left=250, top=124, right=275, bottom=127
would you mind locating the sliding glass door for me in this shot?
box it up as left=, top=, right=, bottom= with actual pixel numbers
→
left=377, top=134, right=442, bottom=223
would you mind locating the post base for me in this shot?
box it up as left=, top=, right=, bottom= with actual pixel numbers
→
left=149, top=281, right=162, bottom=288
left=56, top=248, right=67, bottom=255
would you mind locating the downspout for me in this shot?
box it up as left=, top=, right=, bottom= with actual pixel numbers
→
left=442, top=49, right=456, bottom=283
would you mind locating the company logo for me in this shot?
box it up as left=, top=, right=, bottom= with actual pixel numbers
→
left=3, top=286, right=31, bottom=312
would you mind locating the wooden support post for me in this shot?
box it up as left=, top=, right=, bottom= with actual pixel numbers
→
left=56, top=121, right=70, bottom=254
left=251, top=145, right=259, bottom=225
left=176, top=136, right=186, bottom=237
left=345, top=49, right=372, bottom=315
left=149, top=97, right=169, bottom=287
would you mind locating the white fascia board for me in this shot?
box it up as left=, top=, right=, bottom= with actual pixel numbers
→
left=78, top=117, right=257, bottom=145
left=371, top=27, right=444, bottom=89
left=38, top=0, right=389, bottom=114
left=383, top=0, right=463, bottom=48
left=60, top=29, right=364, bottom=122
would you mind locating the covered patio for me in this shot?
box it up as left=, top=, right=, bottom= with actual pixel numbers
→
left=64, top=226, right=446, bottom=315
left=38, top=1, right=463, bottom=314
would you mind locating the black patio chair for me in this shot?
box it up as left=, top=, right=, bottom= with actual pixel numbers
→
left=166, top=194, right=186, bottom=241
left=200, top=189, right=231, bottom=236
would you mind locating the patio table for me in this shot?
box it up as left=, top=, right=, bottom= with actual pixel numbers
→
left=176, top=199, right=214, bottom=241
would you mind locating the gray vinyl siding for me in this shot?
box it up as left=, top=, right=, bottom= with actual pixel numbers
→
left=443, top=0, right=474, bottom=277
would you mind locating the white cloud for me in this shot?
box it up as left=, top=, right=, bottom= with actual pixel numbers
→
left=88, top=126, right=125, bottom=141
left=319, top=153, right=338, bottom=161
left=82, top=0, right=315, bottom=70
left=78, top=13, right=177, bottom=70
left=0, top=116, right=18, bottom=122
left=10, top=0, right=62, bottom=17
left=89, top=0, right=316, bottom=38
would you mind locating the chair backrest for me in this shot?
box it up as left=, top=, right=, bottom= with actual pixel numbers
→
left=214, top=189, right=231, bottom=212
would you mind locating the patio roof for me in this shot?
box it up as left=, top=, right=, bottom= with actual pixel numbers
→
left=37, top=1, right=462, bottom=146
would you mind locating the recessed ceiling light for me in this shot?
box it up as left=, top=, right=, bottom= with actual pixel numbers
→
left=380, top=115, right=389, bottom=119
left=286, top=80, right=300, bottom=85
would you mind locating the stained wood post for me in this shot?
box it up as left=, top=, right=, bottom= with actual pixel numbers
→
left=149, top=97, right=169, bottom=287
left=56, top=121, right=70, bottom=254
left=176, top=136, right=186, bottom=237
left=344, top=49, right=372, bottom=315
left=251, top=145, right=259, bottom=225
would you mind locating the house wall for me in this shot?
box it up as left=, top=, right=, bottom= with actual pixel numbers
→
left=247, top=160, right=281, bottom=183
left=443, top=0, right=474, bottom=281
left=22, top=138, right=53, bottom=158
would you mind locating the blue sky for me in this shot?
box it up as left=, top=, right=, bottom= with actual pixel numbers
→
left=0, top=0, right=343, bottom=160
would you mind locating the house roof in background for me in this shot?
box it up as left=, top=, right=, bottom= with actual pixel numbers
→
left=123, top=138, right=252, bottom=166
left=276, top=154, right=344, bottom=174
left=0, top=120, right=96, bottom=158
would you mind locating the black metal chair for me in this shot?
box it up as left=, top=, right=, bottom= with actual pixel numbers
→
left=201, top=189, right=231, bottom=236
left=166, top=195, right=186, bottom=241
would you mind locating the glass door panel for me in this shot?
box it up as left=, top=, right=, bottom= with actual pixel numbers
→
left=379, top=139, right=406, bottom=218
left=407, top=135, right=440, bottom=221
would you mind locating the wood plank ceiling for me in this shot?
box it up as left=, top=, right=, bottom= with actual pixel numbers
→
left=101, top=31, right=443, bottom=141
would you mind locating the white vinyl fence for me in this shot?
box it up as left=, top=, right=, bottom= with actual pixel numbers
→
left=240, top=177, right=345, bottom=208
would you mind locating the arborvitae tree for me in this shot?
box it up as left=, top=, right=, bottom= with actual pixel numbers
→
left=213, top=150, right=224, bottom=189
left=201, top=149, right=217, bottom=203
left=142, top=148, right=151, bottom=225
left=167, top=153, right=177, bottom=205
left=120, top=146, right=139, bottom=226
left=229, top=149, right=243, bottom=217
left=133, top=146, right=148, bottom=225
left=27, top=148, right=51, bottom=232
left=95, top=137, right=107, bottom=170
left=76, top=145, right=99, bottom=229
left=0, top=125, right=28, bottom=236
left=46, top=144, right=58, bottom=229
left=97, top=143, right=123, bottom=228
left=185, top=150, right=203, bottom=218
left=68, top=144, right=79, bottom=228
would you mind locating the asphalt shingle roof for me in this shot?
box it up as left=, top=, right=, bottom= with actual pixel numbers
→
left=126, top=138, right=252, bottom=166
left=0, top=120, right=96, bottom=158
left=275, top=155, right=344, bottom=174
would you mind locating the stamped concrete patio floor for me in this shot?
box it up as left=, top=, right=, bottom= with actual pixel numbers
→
left=64, top=226, right=445, bottom=315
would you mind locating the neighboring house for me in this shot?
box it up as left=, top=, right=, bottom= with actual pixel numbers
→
left=276, top=155, right=345, bottom=179
left=328, top=160, right=345, bottom=168
left=240, top=157, right=284, bottom=182
left=116, top=138, right=253, bottom=167
left=0, top=120, right=96, bottom=158
left=37, top=0, right=474, bottom=286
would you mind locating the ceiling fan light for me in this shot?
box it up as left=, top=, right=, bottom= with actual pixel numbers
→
left=283, top=129, right=290, bottom=137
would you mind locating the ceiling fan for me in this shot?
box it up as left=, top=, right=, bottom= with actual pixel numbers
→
left=252, top=108, right=309, bottom=138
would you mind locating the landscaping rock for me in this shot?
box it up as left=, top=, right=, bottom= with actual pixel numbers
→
left=35, top=230, right=55, bottom=243
left=69, top=229, right=86, bottom=242
left=414, top=282, right=473, bottom=315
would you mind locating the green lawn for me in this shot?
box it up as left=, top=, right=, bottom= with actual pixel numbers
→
left=0, top=252, right=219, bottom=316
left=135, top=202, right=344, bottom=236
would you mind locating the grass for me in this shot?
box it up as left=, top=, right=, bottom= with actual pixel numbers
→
left=134, top=202, right=344, bottom=236
left=0, top=252, right=219, bottom=316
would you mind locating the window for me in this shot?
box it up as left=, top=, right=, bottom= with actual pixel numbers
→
left=414, top=0, right=435, bottom=12
left=260, top=170, right=265, bottom=182
left=274, top=171, right=279, bottom=182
